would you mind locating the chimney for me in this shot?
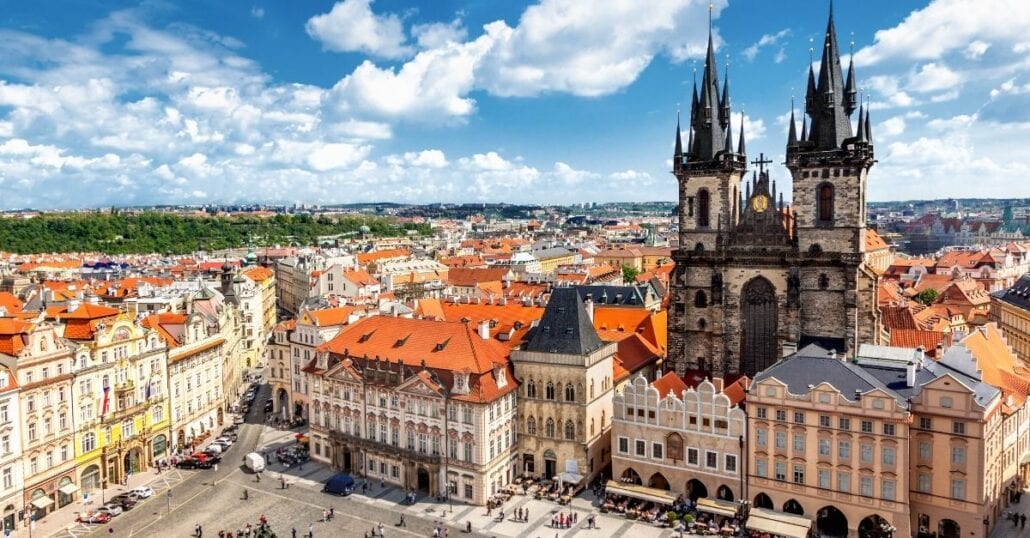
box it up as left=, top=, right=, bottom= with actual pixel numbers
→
left=584, top=298, right=594, bottom=322
left=712, top=377, right=725, bottom=393
left=67, top=299, right=81, bottom=312
left=477, top=320, right=490, bottom=340
left=829, top=349, right=837, bottom=361
left=906, top=361, right=916, bottom=388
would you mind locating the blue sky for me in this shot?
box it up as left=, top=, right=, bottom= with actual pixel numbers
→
left=0, top=0, right=1028, bottom=209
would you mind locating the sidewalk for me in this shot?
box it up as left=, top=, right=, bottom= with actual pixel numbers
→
left=993, top=490, right=1030, bottom=538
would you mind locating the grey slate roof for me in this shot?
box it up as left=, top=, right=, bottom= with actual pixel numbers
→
left=994, top=274, right=1030, bottom=312
left=575, top=284, right=656, bottom=307
left=523, top=287, right=605, bottom=355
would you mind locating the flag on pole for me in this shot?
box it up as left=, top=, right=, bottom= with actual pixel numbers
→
left=101, top=386, right=110, bottom=416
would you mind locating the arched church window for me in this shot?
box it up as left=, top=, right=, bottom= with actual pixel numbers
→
left=697, top=189, right=711, bottom=227
left=694, top=290, right=708, bottom=308
left=526, top=380, right=536, bottom=398
left=565, top=384, right=575, bottom=402
left=697, top=318, right=707, bottom=330
left=808, top=243, right=823, bottom=255
left=817, top=183, right=834, bottom=223
left=545, top=382, right=555, bottom=400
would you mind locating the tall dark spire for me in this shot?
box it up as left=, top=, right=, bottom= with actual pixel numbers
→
left=720, top=67, right=731, bottom=126
left=844, top=45, right=858, bottom=115
left=688, top=20, right=730, bottom=162
left=737, top=113, right=746, bottom=155
left=787, top=98, right=798, bottom=147
left=674, top=110, right=683, bottom=161
left=724, top=114, right=734, bottom=154
left=855, top=102, right=865, bottom=142
left=864, top=107, right=873, bottom=144
left=805, top=3, right=854, bottom=150
left=800, top=115, right=808, bottom=142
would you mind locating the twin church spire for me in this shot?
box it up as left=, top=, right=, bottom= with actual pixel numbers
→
left=676, top=3, right=873, bottom=171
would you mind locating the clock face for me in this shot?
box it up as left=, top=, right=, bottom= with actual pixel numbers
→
left=751, top=195, right=769, bottom=213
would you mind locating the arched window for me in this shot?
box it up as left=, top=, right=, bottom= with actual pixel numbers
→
left=698, top=189, right=711, bottom=227
left=590, top=418, right=596, bottom=436
left=545, top=382, right=555, bottom=400
left=817, top=183, right=834, bottom=223
left=526, top=380, right=536, bottom=398
left=666, top=433, right=683, bottom=460
left=564, top=420, right=576, bottom=440
left=590, top=379, right=595, bottom=399
left=545, top=418, right=555, bottom=438
left=697, top=318, right=707, bottom=330
left=526, top=417, right=537, bottom=435
left=565, top=384, right=575, bottom=402
left=694, top=290, right=708, bottom=308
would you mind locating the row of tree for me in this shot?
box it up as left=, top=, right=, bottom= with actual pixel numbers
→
left=0, top=212, right=428, bottom=254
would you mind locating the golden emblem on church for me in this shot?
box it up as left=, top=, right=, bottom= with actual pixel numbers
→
left=751, top=194, right=769, bottom=213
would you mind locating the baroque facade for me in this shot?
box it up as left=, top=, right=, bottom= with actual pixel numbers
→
left=668, top=10, right=879, bottom=378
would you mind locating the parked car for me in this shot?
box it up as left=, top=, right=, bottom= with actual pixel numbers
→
left=97, top=503, right=123, bottom=517
left=233, top=414, right=244, bottom=425
left=176, top=458, right=211, bottom=470
left=130, top=486, right=155, bottom=499
left=77, top=511, right=112, bottom=524
left=111, top=497, right=137, bottom=511
left=215, top=436, right=233, bottom=446
left=263, top=401, right=273, bottom=413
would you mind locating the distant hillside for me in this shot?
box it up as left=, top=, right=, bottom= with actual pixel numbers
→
left=0, top=212, right=428, bottom=254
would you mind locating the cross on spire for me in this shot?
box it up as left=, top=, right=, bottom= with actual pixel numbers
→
left=751, top=153, right=772, bottom=175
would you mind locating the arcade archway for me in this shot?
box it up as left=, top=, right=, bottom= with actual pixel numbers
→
left=816, top=506, right=849, bottom=538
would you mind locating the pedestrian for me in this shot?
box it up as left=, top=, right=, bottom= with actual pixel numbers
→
left=380, top=478, right=385, bottom=488
left=378, top=522, right=384, bottom=537
left=1022, top=514, right=1027, bottom=529
left=308, top=523, right=314, bottom=538
left=399, top=514, right=406, bottom=527
left=329, top=507, right=334, bottom=520
left=291, top=528, right=297, bottom=538
left=196, top=524, right=203, bottom=538
left=524, top=507, right=528, bottom=521
left=466, top=521, right=472, bottom=534
left=322, top=509, right=328, bottom=522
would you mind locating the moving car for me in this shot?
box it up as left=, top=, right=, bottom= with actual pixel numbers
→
left=215, top=435, right=233, bottom=447
left=244, top=452, right=265, bottom=473
left=322, top=473, right=355, bottom=496
left=130, top=486, right=155, bottom=499
left=96, top=503, right=123, bottom=517
left=77, top=511, right=113, bottom=524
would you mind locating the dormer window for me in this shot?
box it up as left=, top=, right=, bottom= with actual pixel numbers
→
left=495, top=368, right=507, bottom=388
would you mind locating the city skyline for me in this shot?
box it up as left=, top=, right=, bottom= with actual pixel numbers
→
left=1, top=0, right=1029, bottom=210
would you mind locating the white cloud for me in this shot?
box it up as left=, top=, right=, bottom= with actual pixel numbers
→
left=250, top=6, right=265, bottom=19
left=742, top=29, right=790, bottom=61
left=964, top=40, right=990, bottom=59
left=553, top=162, right=600, bottom=184
left=305, top=0, right=411, bottom=59
left=855, top=0, right=1030, bottom=65
left=730, top=111, right=766, bottom=142
left=907, top=63, right=961, bottom=93
left=412, top=20, right=467, bottom=49
left=877, top=117, right=906, bottom=137
left=307, top=142, right=371, bottom=171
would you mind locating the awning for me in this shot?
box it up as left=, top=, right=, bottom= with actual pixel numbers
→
left=697, top=497, right=738, bottom=517
left=59, top=483, right=81, bottom=495
left=1021, top=452, right=1030, bottom=466
left=556, top=471, right=584, bottom=485
left=746, top=508, right=812, bottom=538
left=604, top=480, right=678, bottom=505
left=30, top=496, right=54, bottom=509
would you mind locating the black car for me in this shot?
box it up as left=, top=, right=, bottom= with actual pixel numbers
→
left=176, top=458, right=212, bottom=470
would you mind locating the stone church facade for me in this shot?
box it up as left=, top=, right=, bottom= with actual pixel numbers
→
left=668, top=13, right=880, bottom=377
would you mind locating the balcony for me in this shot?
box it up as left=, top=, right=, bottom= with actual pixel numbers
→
left=328, top=430, right=441, bottom=466
left=106, top=402, right=147, bottom=423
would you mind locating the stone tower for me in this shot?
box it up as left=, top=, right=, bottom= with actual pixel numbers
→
left=668, top=6, right=879, bottom=378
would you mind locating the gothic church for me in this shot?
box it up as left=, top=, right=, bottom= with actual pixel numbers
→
left=668, top=8, right=880, bottom=377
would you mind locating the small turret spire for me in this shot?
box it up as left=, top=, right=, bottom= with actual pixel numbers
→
left=737, top=112, right=746, bottom=155
left=800, top=115, right=808, bottom=141
left=855, top=102, right=865, bottom=142
left=724, top=114, right=734, bottom=154
left=674, top=110, right=683, bottom=161
left=787, top=96, right=798, bottom=147
left=864, top=107, right=873, bottom=144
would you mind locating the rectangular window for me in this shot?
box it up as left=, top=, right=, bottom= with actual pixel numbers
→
left=687, top=448, right=699, bottom=465
left=725, top=454, right=737, bottom=473
left=882, top=446, right=896, bottom=466
left=860, top=420, right=873, bottom=433
left=919, top=417, right=932, bottom=430
left=818, top=469, right=830, bottom=489
left=882, top=480, right=896, bottom=501
left=819, top=415, right=831, bottom=428
left=952, top=446, right=966, bottom=465
left=775, top=409, right=786, bottom=422
left=917, top=473, right=931, bottom=493
left=756, top=429, right=767, bottom=447
left=838, top=441, right=851, bottom=459
left=774, top=462, right=786, bottom=481
left=918, top=441, right=931, bottom=460
left=792, top=465, right=805, bottom=484
left=837, top=472, right=850, bottom=493
left=793, top=412, right=805, bottom=425
left=756, top=407, right=767, bottom=419
left=951, top=479, right=965, bottom=500
left=755, top=459, right=767, bottom=477
left=774, top=431, right=786, bottom=449
left=618, top=437, right=629, bottom=454
left=953, top=422, right=966, bottom=435
left=882, top=423, right=896, bottom=436
left=652, top=443, right=663, bottom=460
left=635, top=440, right=646, bottom=457
left=838, top=418, right=850, bottom=430
left=705, top=451, right=718, bottom=469
left=860, top=444, right=873, bottom=464
left=860, top=476, right=873, bottom=497
left=818, top=438, right=831, bottom=456
left=792, top=434, right=805, bottom=453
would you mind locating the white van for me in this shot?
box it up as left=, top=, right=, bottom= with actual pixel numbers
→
left=244, top=452, right=265, bottom=473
